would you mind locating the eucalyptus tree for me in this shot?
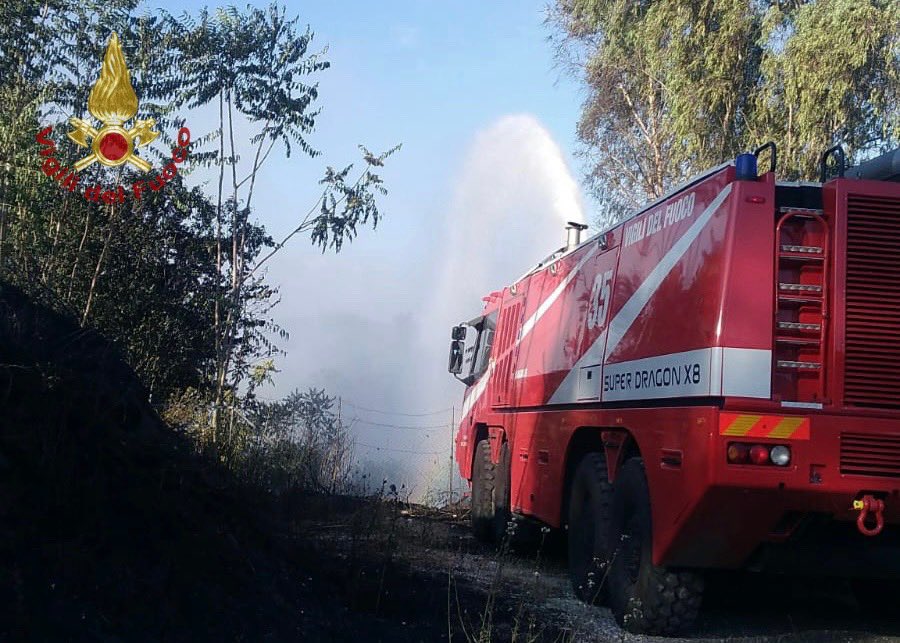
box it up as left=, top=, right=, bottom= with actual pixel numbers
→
left=552, top=0, right=899, bottom=227
left=752, top=0, right=900, bottom=179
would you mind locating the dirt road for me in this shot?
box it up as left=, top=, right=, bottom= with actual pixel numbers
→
left=295, top=496, right=900, bottom=642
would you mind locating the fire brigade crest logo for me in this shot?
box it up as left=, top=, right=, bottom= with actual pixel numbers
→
left=35, top=32, right=191, bottom=203
left=67, top=33, right=158, bottom=172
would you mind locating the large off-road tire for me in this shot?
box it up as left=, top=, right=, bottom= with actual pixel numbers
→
left=471, top=439, right=496, bottom=542
left=492, top=441, right=512, bottom=543
left=568, top=452, right=613, bottom=604
left=607, top=458, right=703, bottom=635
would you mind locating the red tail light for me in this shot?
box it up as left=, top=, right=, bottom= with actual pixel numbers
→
left=749, top=444, right=770, bottom=465
left=728, top=442, right=793, bottom=467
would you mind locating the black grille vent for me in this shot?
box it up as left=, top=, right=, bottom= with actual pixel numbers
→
left=843, top=194, right=900, bottom=409
left=841, top=432, right=900, bottom=478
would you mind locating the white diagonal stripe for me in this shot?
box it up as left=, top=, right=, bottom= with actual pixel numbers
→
left=460, top=244, right=599, bottom=417
left=461, top=362, right=491, bottom=418
left=519, top=245, right=598, bottom=340
left=548, top=184, right=732, bottom=404
left=606, top=185, right=731, bottom=354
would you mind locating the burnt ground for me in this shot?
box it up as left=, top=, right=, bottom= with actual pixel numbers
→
left=3, top=281, right=900, bottom=642
left=290, top=494, right=900, bottom=643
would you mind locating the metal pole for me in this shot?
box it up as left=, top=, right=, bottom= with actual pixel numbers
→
left=334, top=396, right=342, bottom=494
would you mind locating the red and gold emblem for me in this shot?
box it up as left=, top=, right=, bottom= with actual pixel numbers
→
left=67, top=33, right=158, bottom=172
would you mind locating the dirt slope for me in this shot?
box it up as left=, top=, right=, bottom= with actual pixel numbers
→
left=298, top=496, right=900, bottom=642
left=0, top=283, right=353, bottom=640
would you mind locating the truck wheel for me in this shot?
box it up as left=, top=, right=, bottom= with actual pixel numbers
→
left=492, top=441, right=512, bottom=543
left=568, top=452, right=613, bottom=604
left=471, top=439, right=496, bottom=542
left=607, top=458, right=703, bottom=635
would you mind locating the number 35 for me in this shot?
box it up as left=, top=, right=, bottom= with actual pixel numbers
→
left=587, top=270, right=613, bottom=330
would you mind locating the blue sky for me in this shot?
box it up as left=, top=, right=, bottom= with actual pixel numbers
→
left=144, top=0, right=590, bottom=490
left=145, top=1, right=586, bottom=240
left=151, top=2, right=583, bottom=160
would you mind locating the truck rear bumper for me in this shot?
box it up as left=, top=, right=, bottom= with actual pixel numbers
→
left=658, top=410, right=900, bottom=573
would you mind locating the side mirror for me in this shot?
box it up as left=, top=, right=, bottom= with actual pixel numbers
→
left=451, top=325, right=467, bottom=341
left=448, top=340, right=464, bottom=374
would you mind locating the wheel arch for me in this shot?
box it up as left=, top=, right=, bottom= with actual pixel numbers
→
left=561, top=426, right=641, bottom=527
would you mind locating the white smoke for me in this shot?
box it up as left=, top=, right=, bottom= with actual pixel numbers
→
left=268, top=114, right=586, bottom=501
left=411, top=114, right=586, bottom=492
left=419, top=113, right=584, bottom=401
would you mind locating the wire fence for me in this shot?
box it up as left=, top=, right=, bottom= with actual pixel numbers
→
left=341, top=399, right=453, bottom=417
left=354, top=441, right=444, bottom=456
left=249, top=393, right=460, bottom=498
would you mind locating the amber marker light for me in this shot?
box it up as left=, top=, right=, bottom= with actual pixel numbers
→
left=726, top=442, right=750, bottom=464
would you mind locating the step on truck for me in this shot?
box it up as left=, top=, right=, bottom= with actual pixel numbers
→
left=447, top=144, right=900, bottom=635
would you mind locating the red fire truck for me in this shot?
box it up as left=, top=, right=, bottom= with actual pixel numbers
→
left=448, top=144, right=900, bottom=634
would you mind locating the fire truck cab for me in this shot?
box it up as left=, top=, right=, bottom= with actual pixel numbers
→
left=448, top=144, right=900, bottom=635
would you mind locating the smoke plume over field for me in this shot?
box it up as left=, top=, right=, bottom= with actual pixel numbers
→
left=270, top=114, right=585, bottom=500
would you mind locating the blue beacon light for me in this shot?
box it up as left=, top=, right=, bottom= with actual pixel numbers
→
left=735, top=153, right=758, bottom=181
